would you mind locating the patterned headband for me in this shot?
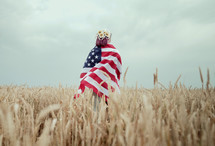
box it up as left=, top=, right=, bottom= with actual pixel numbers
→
left=97, top=30, right=111, bottom=40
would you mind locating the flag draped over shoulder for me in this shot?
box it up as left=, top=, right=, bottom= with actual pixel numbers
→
left=75, top=44, right=122, bottom=101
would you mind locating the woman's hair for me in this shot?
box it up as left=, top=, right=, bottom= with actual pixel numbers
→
left=96, top=37, right=108, bottom=47
left=95, top=30, right=111, bottom=47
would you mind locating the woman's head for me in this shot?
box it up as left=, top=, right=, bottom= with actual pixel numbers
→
left=96, top=30, right=112, bottom=47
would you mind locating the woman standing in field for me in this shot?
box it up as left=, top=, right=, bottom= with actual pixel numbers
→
left=74, top=30, right=122, bottom=111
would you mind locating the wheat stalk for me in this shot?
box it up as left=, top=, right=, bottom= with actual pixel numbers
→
left=206, top=68, right=210, bottom=93
left=153, top=68, right=158, bottom=87
left=199, top=67, right=204, bottom=89
left=174, top=74, right=181, bottom=88
left=123, top=67, right=129, bottom=87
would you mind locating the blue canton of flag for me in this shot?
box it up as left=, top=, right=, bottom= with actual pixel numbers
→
left=83, top=46, right=101, bottom=68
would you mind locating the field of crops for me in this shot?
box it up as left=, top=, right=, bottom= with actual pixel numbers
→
left=0, top=70, right=215, bottom=146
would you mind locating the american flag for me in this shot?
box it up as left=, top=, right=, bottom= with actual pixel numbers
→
left=75, top=44, right=122, bottom=101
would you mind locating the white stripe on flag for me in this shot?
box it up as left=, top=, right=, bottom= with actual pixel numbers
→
left=101, top=56, right=122, bottom=73
left=84, top=76, right=109, bottom=96
left=81, top=62, right=119, bottom=83
left=102, top=48, right=119, bottom=53
left=94, top=69, right=120, bottom=93
left=80, top=71, right=91, bottom=82
left=78, top=89, right=82, bottom=94
left=82, top=68, right=92, bottom=73
left=80, top=68, right=92, bottom=81
left=80, top=69, right=120, bottom=93
left=95, top=63, right=119, bottom=83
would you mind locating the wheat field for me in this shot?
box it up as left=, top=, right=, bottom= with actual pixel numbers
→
left=0, top=70, right=215, bottom=146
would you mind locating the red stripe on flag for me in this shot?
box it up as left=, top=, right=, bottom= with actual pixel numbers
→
left=80, top=80, right=109, bottom=102
left=78, top=84, right=85, bottom=94
left=88, top=72, right=109, bottom=89
left=81, top=80, right=104, bottom=97
left=102, top=52, right=122, bottom=64
left=90, top=67, right=119, bottom=87
left=80, top=73, right=87, bottom=79
left=100, top=60, right=121, bottom=80
left=101, top=44, right=116, bottom=49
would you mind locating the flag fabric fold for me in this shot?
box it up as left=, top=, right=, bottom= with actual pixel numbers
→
left=74, top=44, right=122, bottom=101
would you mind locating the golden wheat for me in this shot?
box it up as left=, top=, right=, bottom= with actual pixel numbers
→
left=0, top=75, right=215, bottom=146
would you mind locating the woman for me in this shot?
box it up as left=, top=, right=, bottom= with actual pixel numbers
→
left=75, top=30, right=122, bottom=111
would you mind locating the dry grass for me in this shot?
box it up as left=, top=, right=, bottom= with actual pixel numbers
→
left=0, top=72, right=215, bottom=146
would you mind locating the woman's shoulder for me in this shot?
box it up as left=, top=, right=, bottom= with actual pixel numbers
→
left=101, top=44, right=116, bottom=49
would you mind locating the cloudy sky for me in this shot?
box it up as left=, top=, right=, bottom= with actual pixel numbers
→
left=0, top=0, right=215, bottom=88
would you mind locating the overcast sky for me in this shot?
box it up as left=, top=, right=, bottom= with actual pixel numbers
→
left=0, top=0, right=215, bottom=88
